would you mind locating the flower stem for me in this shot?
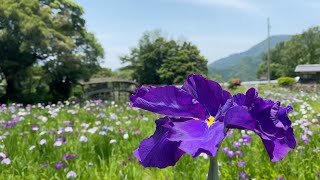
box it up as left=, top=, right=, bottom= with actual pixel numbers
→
left=207, top=156, right=219, bottom=180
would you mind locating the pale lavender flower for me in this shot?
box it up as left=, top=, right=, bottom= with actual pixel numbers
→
left=67, top=171, right=77, bottom=178
left=80, top=135, right=88, bottom=142
left=31, top=125, right=39, bottom=131
left=1, top=158, right=10, bottom=165
left=227, top=150, right=235, bottom=158
left=54, top=136, right=66, bottom=146
left=232, top=141, right=241, bottom=148
left=237, top=161, right=246, bottom=167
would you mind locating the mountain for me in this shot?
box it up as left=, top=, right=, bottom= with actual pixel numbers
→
left=208, top=35, right=292, bottom=81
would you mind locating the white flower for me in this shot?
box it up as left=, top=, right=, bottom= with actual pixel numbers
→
left=40, top=116, right=48, bottom=122
left=95, top=121, right=101, bottom=125
left=79, top=135, right=88, bottom=142
left=109, top=139, right=117, bottom=144
left=123, top=133, right=129, bottom=139
left=115, top=121, right=121, bottom=125
left=1, top=158, right=10, bottom=165
left=64, top=127, right=73, bottom=132
left=29, top=145, right=36, bottom=151
left=125, top=121, right=131, bottom=125
left=54, top=141, right=63, bottom=147
left=39, top=139, right=47, bottom=145
left=99, top=131, right=106, bottom=135
left=88, top=127, right=98, bottom=134
left=66, top=171, right=77, bottom=178
left=199, top=153, right=208, bottom=159
left=0, top=152, right=6, bottom=159
left=142, top=117, right=148, bottom=121
left=39, top=131, right=46, bottom=136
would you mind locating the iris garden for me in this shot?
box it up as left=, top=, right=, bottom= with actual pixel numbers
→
left=0, top=76, right=319, bottom=179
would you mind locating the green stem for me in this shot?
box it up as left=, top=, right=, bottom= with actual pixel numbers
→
left=207, top=156, right=219, bottom=180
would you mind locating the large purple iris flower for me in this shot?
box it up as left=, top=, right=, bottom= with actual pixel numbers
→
left=131, top=74, right=296, bottom=168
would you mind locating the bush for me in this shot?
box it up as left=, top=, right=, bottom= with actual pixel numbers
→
left=277, top=77, right=296, bottom=87
left=228, top=79, right=241, bottom=89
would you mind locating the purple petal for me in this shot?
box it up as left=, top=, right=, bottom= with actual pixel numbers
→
left=232, top=88, right=297, bottom=161
left=168, top=120, right=226, bottom=157
left=134, top=117, right=185, bottom=168
left=130, top=85, right=206, bottom=119
left=224, top=106, right=257, bottom=130
left=182, top=74, right=231, bottom=116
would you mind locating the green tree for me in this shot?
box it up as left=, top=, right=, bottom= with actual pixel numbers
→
left=0, top=0, right=104, bottom=102
left=92, top=67, right=116, bottom=78
left=257, top=26, right=320, bottom=79
left=121, top=31, right=208, bottom=85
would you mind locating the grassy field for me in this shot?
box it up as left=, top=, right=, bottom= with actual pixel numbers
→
left=0, top=85, right=319, bottom=179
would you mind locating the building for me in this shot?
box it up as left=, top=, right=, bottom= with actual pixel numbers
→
left=295, top=64, right=320, bottom=83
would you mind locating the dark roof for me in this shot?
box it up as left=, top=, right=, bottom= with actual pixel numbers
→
left=79, top=77, right=139, bottom=85
left=295, top=64, right=320, bottom=72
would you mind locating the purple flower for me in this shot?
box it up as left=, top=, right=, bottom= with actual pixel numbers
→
left=63, top=153, right=78, bottom=161
left=301, top=134, right=310, bottom=144
left=226, top=150, right=235, bottom=158
left=235, top=150, right=243, bottom=157
left=232, top=141, right=241, bottom=148
left=228, top=88, right=297, bottom=162
left=55, top=161, right=66, bottom=170
left=241, top=134, right=252, bottom=145
left=222, top=147, right=229, bottom=153
left=237, top=161, right=246, bottom=167
left=276, top=178, right=284, bottom=180
left=131, top=74, right=296, bottom=168
left=3, top=120, right=17, bottom=128
left=239, top=171, right=249, bottom=179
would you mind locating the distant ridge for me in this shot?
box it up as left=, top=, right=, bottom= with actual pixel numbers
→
left=208, top=35, right=292, bottom=81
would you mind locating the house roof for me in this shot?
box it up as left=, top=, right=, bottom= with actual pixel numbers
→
left=295, top=64, right=320, bottom=72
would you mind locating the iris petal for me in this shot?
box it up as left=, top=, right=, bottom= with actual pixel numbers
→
left=224, top=106, right=257, bottom=130
left=230, top=88, right=297, bottom=162
left=182, top=74, right=231, bottom=116
left=133, top=117, right=185, bottom=168
left=168, top=120, right=226, bottom=157
left=130, top=85, right=207, bottom=119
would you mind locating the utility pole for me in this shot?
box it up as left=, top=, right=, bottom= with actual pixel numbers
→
left=267, top=17, right=271, bottom=84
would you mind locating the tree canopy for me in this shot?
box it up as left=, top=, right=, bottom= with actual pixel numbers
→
left=0, top=0, right=104, bottom=102
left=257, top=26, right=320, bottom=79
left=121, top=31, right=208, bottom=85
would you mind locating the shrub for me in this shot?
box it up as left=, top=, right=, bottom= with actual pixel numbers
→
left=277, top=77, right=296, bottom=87
left=228, top=79, right=241, bottom=89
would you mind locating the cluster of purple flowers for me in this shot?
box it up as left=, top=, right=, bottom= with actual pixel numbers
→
left=130, top=74, right=297, bottom=168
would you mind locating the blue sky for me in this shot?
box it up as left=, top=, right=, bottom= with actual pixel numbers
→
left=75, top=0, right=320, bottom=70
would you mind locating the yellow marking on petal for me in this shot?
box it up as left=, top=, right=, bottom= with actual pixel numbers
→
left=193, top=118, right=199, bottom=120
left=207, top=116, right=215, bottom=127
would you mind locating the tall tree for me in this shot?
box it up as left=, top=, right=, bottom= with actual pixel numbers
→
left=257, top=26, right=320, bottom=79
left=121, top=31, right=208, bottom=85
left=0, top=0, right=104, bottom=102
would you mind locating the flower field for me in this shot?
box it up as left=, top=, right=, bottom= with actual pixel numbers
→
left=0, top=85, right=319, bottom=179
